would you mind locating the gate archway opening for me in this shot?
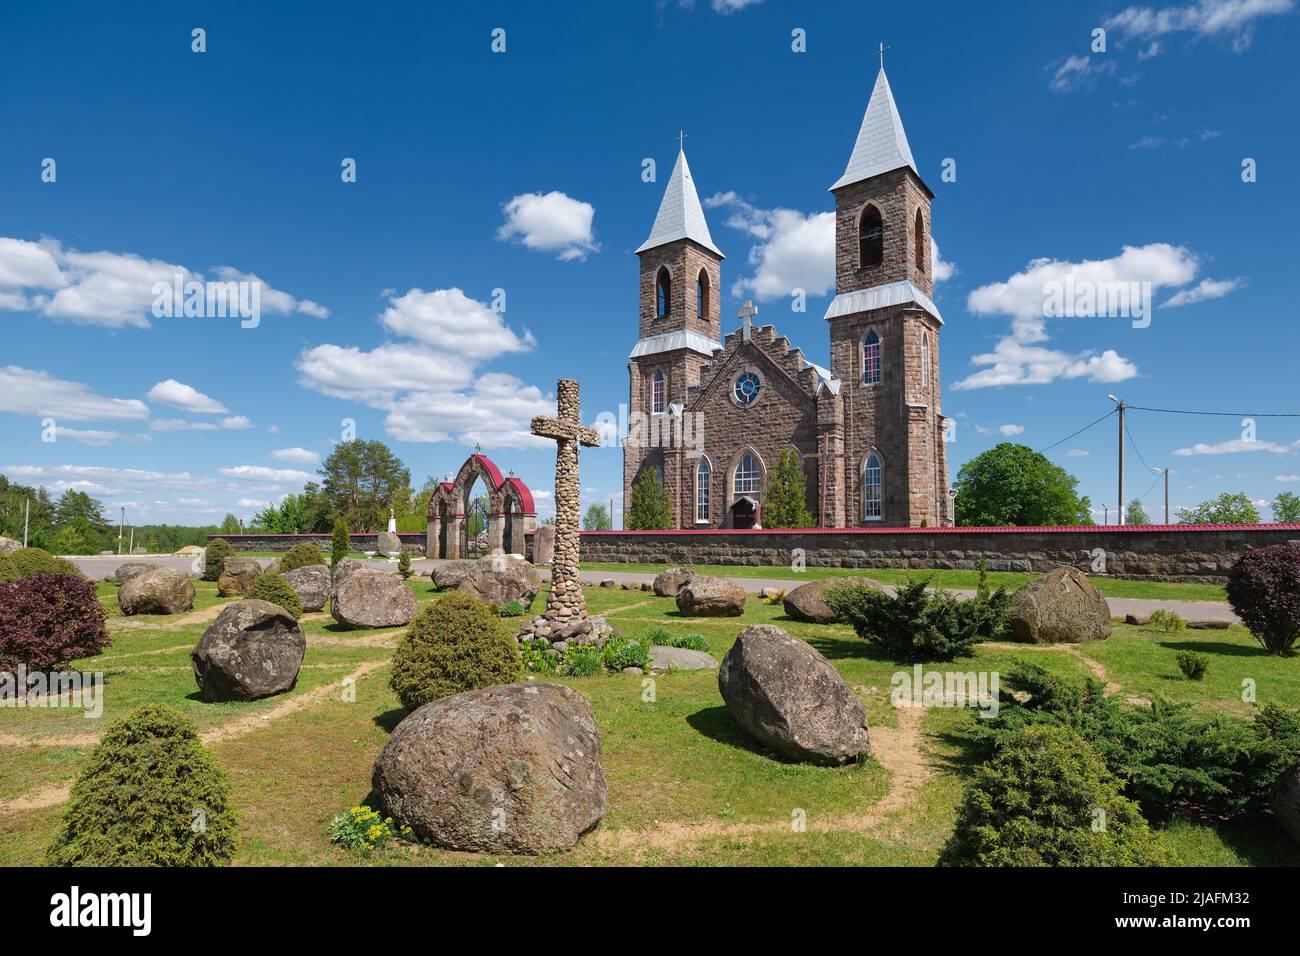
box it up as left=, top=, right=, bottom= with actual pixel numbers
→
left=427, top=450, right=537, bottom=560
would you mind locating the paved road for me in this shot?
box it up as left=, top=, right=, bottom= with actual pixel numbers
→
left=70, top=555, right=1239, bottom=624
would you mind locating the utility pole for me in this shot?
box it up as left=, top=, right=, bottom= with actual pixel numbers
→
left=23, top=498, right=30, bottom=547
left=118, top=506, right=125, bottom=555
left=1108, top=395, right=1126, bottom=525
left=1103, top=504, right=1109, bottom=525
left=1154, top=467, right=1170, bottom=524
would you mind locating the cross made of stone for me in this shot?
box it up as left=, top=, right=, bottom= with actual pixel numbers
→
left=531, top=379, right=600, bottom=448
left=738, top=299, right=758, bottom=342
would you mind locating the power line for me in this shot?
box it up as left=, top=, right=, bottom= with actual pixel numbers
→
left=1039, top=408, right=1116, bottom=454
left=1124, top=420, right=1155, bottom=474
left=1128, top=404, right=1300, bottom=418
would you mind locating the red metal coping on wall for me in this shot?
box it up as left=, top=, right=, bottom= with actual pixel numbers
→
left=207, top=532, right=426, bottom=539
left=574, top=524, right=1300, bottom=536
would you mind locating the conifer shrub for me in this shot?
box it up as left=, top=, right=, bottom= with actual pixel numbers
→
left=244, top=572, right=304, bottom=620
left=1226, top=544, right=1300, bottom=654
left=397, top=547, right=412, bottom=580
left=1176, top=651, right=1209, bottom=681
left=331, top=519, right=350, bottom=568
left=202, top=538, right=235, bottom=582
left=278, top=542, right=325, bottom=573
left=0, top=573, right=109, bottom=671
left=47, top=704, right=236, bottom=866
left=0, top=546, right=79, bottom=583
left=389, top=592, right=522, bottom=709
left=827, top=577, right=1010, bottom=662
left=940, top=724, right=1169, bottom=867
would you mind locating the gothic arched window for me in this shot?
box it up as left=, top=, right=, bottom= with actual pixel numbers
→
left=734, top=453, right=760, bottom=494
left=862, top=329, right=881, bottom=385
left=651, top=369, right=666, bottom=414
left=656, top=268, right=671, bottom=318
left=696, top=270, right=708, bottom=319
left=695, top=457, right=711, bottom=523
left=921, top=332, right=930, bottom=389
left=859, top=206, right=883, bottom=268
left=863, top=453, right=883, bottom=521
left=914, top=209, right=926, bottom=273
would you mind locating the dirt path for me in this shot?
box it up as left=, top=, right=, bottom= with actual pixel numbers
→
left=593, top=703, right=932, bottom=854
left=0, top=660, right=387, bottom=815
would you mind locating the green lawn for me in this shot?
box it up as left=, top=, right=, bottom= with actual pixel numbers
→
left=2, top=574, right=1296, bottom=867
left=581, top=561, right=1228, bottom=603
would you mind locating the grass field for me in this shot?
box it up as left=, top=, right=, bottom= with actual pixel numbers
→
left=581, top=561, right=1229, bottom=603
left=1, top=574, right=1295, bottom=867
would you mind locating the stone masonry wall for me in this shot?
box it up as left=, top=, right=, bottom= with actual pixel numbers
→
left=564, top=526, right=1300, bottom=583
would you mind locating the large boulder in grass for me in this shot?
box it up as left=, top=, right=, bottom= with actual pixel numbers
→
left=783, top=577, right=881, bottom=624
left=653, top=567, right=694, bottom=597
left=0, top=536, right=21, bottom=555
left=114, top=562, right=153, bottom=585
left=217, top=557, right=263, bottom=597
left=1009, top=566, right=1112, bottom=644
left=282, top=564, right=331, bottom=613
left=675, top=575, right=745, bottom=617
left=376, top=531, right=402, bottom=556
left=191, top=600, right=306, bottom=701
left=1273, top=764, right=1300, bottom=846
left=434, top=555, right=541, bottom=609
left=373, top=682, right=606, bottom=854
left=331, top=569, right=418, bottom=629
left=118, top=567, right=195, bottom=615
left=718, top=624, right=870, bottom=765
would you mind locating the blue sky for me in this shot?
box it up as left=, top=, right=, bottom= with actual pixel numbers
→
left=3, top=0, right=1298, bottom=527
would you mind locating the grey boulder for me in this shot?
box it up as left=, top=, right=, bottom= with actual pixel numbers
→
left=433, top=555, right=541, bottom=608
left=283, top=564, right=331, bottom=612
left=652, top=567, right=694, bottom=597
left=376, top=531, right=402, bottom=556
left=191, top=599, right=306, bottom=701
left=675, top=575, right=745, bottom=617
left=118, top=567, right=196, bottom=615
left=331, top=569, right=417, bottom=628
left=0, top=535, right=21, bottom=555
left=1272, top=763, right=1300, bottom=846
left=373, top=682, right=607, bottom=854
left=783, top=577, right=880, bottom=624
left=217, top=556, right=263, bottom=597
left=649, top=645, right=718, bottom=672
left=1009, top=566, right=1112, bottom=644
left=114, top=562, right=153, bottom=585
left=718, top=624, right=869, bottom=765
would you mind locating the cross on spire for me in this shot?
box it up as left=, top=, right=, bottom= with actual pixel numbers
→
left=677, top=129, right=687, bottom=152
left=877, top=42, right=889, bottom=70
left=737, top=299, right=758, bottom=342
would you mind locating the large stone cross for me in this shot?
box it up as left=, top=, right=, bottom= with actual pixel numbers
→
left=530, top=379, right=600, bottom=626
left=738, top=299, right=757, bottom=343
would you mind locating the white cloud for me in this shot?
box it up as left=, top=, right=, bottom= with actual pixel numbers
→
left=237, top=498, right=274, bottom=509
left=385, top=373, right=554, bottom=448
left=712, top=0, right=762, bottom=11
left=707, top=192, right=835, bottom=301
left=1161, top=277, right=1242, bottom=308
left=150, top=417, right=250, bottom=432
left=1275, top=474, right=1299, bottom=481
left=219, top=465, right=313, bottom=482
left=496, top=191, right=598, bottom=261
left=271, top=447, right=321, bottom=464
left=1104, top=0, right=1295, bottom=52
left=1173, top=438, right=1296, bottom=456
left=1067, top=448, right=1091, bottom=456
left=0, top=235, right=326, bottom=328
left=999, top=424, right=1025, bottom=436
left=146, top=379, right=228, bottom=414
left=932, top=237, right=956, bottom=283
left=0, top=366, right=149, bottom=421
left=295, top=342, right=475, bottom=406
left=1048, top=54, right=1117, bottom=92
left=379, top=288, right=534, bottom=360
left=955, top=340, right=1139, bottom=390
left=51, top=426, right=151, bottom=447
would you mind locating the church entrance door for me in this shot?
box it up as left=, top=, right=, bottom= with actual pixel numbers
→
left=730, top=497, right=757, bottom=529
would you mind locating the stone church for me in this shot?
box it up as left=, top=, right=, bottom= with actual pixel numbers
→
left=623, top=65, right=951, bottom=529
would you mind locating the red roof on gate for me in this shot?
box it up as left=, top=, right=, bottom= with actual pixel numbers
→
left=505, top=477, right=535, bottom=515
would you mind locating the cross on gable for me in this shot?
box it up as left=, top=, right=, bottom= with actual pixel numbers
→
left=737, top=299, right=757, bottom=343
left=530, top=380, right=600, bottom=447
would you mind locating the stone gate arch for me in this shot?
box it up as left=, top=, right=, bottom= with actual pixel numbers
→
left=426, top=451, right=536, bottom=559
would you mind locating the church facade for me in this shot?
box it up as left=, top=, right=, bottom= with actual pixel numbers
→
left=623, top=65, right=952, bottom=530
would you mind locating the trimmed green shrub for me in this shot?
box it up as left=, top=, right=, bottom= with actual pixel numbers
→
left=0, top=573, right=110, bottom=671
left=278, top=542, right=325, bottom=573
left=1175, top=651, right=1209, bottom=681
left=940, top=724, right=1169, bottom=867
left=390, top=592, right=522, bottom=709
left=1146, top=609, right=1186, bottom=633
left=47, top=704, right=236, bottom=866
left=826, top=577, right=1009, bottom=662
left=245, top=572, right=304, bottom=620
left=1226, top=544, right=1300, bottom=654
left=330, top=518, right=349, bottom=568
left=397, top=548, right=412, bottom=580
left=966, top=661, right=1300, bottom=820
left=500, top=600, right=526, bottom=617
left=603, top=633, right=650, bottom=671
left=0, top=547, right=79, bottom=583
left=202, top=538, right=235, bottom=582
left=563, top=646, right=604, bottom=677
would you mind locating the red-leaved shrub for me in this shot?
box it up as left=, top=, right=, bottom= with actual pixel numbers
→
left=1226, top=544, right=1300, bottom=655
left=0, top=573, right=110, bottom=671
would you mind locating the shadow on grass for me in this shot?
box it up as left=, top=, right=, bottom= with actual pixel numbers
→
left=1158, top=640, right=1270, bottom=658
left=684, top=705, right=802, bottom=763
left=373, top=707, right=410, bottom=734
left=1211, top=814, right=1300, bottom=866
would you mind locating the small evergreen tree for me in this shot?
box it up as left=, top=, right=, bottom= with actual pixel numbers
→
left=330, top=518, right=349, bottom=568
left=1125, top=498, right=1151, bottom=525
left=398, top=547, right=412, bottom=580
left=763, top=448, right=815, bottom=528
left=1272, top=490, right=1300, bottom=523
left=583, top=503, right=613, bottom=530
left=626, top=471, right=672, bottom=530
